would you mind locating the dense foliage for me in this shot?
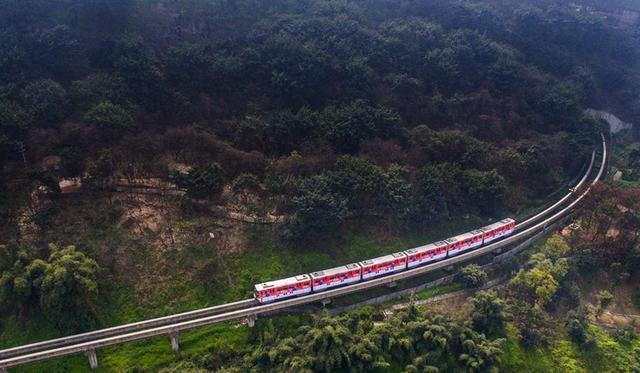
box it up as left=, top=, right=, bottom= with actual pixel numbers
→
left=219, top=306, right=506, bottom=373
left=0, top=241, right=99, bottom=330
left=0, top=0, right=627, bottom=241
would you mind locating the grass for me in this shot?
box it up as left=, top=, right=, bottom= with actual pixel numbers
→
left=501, top=325, right=556, bottom=372
left=414, top=282, right=463, bottom=301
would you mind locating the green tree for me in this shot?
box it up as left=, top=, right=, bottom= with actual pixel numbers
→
left=470, top=290, right=506, bottom=335
left=301, top=314, right=354, bottom=372
left=84, top=101, right=134, bottom=136
left=21, top=79, right=68, bottom=123
left=289, top=175, right=347, bottom=240
left=379, top=164, right=415, bottom=223
left=0, top=100, right=33, bottom=169
left=507, top=300, right=554, bottom=348
left=231, top=173, right=261, bottom=202
left=38, top=244, right=100, bottom=329
left=404, top=357, right=439, bottom=373
left=510, top=253, right=568, bottom=308
left=566, top=306, right=593, bottom=348
left=320, top=100, right=401, bottom=154
left=348, top=333, right=389, bottom=372
left=171, top=162, right=225, bottom=199
left=0, top=100, right=32, bottom=140
left=534, top=81, right=581, bottom=131
left=166, top=43, right=215, bottom=95
left=541, top=234, right=571, bottom=261
left=462, top=169, right=506, bottom=214
left=595, top=290, right=614, bottom=318
left=0, top=241, right=39, bottom=317
left=70, top=73, right=126, bottom=110
left=329, top=156, right=385, bottom=215
left=458, top=264, right=488, bottom=288
left=458, top=334, right=505, bottom=372
left=413, top=164, right=448, bottom=221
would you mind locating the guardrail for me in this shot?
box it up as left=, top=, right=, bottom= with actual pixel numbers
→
left=0, top=299, right=255, bottom=360
left=0, top=135, right=606, bottom=371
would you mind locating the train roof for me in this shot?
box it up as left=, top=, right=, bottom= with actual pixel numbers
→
left=254, top=274, right=310, bottom=292
left=405, top=241, right=448, bottom=255
left=359, top=252, right=407, bottom=266
left=445, top=229, right=483, bottom=243
left=310, top=263, right=361, bottom=279
left=479, top=218, right=516, bottom=232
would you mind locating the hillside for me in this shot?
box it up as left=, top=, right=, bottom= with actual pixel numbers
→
left=1, top=0, right=640, bottom=372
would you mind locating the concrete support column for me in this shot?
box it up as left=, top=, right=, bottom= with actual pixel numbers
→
left=1, top=366, right=8, bottom=373
left=246, top=314, right=257, bottom=327
left=386, top=281, right=397, bottom=288
left=85, top=349, right=98, bottom=370
left=321, top=298, right=332, bottom=307
left=169, top=331, right=180, bottom=352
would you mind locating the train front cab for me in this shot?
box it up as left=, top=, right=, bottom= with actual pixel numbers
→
left=254, top=274, right=312, bottom=303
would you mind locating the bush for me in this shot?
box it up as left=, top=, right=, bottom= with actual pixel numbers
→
left=508, top=300, right=554, bottom=348
left=287, top=175, right=347, bottom=240
left=595, top=290, right=614, bottom=318
left=470, top=290, right=506, bottom=335
left=21, top=79, right=68, bottom=123
left=171, top=162, right=225, bottom=199
left=84, top=101, right=134, bottom=138
left=231, top=173, right=261, bottom=200
left=458, top=264, right=488, bottom=288
left=566, top=306, right=593, bottom=349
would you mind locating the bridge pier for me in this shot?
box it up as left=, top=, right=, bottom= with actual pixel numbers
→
left=169, top=331, right=179, bottom=352
left=386, top=281, right=397, bottom=288
left=246, top=314, right=257, bottom=327
left=85, top=349, right=98, bottom=370
left=321, top=298, right=332, bottom=306
left=1, top=366, right=7, bottom=373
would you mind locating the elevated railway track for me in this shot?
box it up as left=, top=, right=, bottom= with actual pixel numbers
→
left=0, top=134, right=607, bottom=372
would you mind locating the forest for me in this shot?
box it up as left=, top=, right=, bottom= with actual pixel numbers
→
left=1, top=0, right=640, bottom=371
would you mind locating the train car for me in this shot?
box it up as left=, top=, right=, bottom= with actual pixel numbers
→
left=445, top=229, right=484, bottom=256
left=359, top=252, right=408, bottom=280
left=480, top=218, right=516, bottom=244
left=404, top=241, right=448, bottom=268
left=254, top=274, right=312, bottom=303
left=310, top=263, right=362, bottom=292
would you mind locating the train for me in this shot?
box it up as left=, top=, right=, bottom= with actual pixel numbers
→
left=253, top=218, right=516, bottom=303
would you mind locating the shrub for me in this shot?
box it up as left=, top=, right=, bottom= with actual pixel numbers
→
left=458, top=264, right=488, bottom=288
left=171, top=162, right=225, bottom=199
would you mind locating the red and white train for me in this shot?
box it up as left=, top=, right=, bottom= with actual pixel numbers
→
left=254, top=218, right=516, bottom=303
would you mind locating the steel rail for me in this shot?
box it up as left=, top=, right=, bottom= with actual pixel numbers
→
left=516, top=149, right=596, bottom=230
left=0, top=135, right=606, bottom=370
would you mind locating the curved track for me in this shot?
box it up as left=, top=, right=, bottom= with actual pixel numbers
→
left=0, top=134, right=606, bottom=371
